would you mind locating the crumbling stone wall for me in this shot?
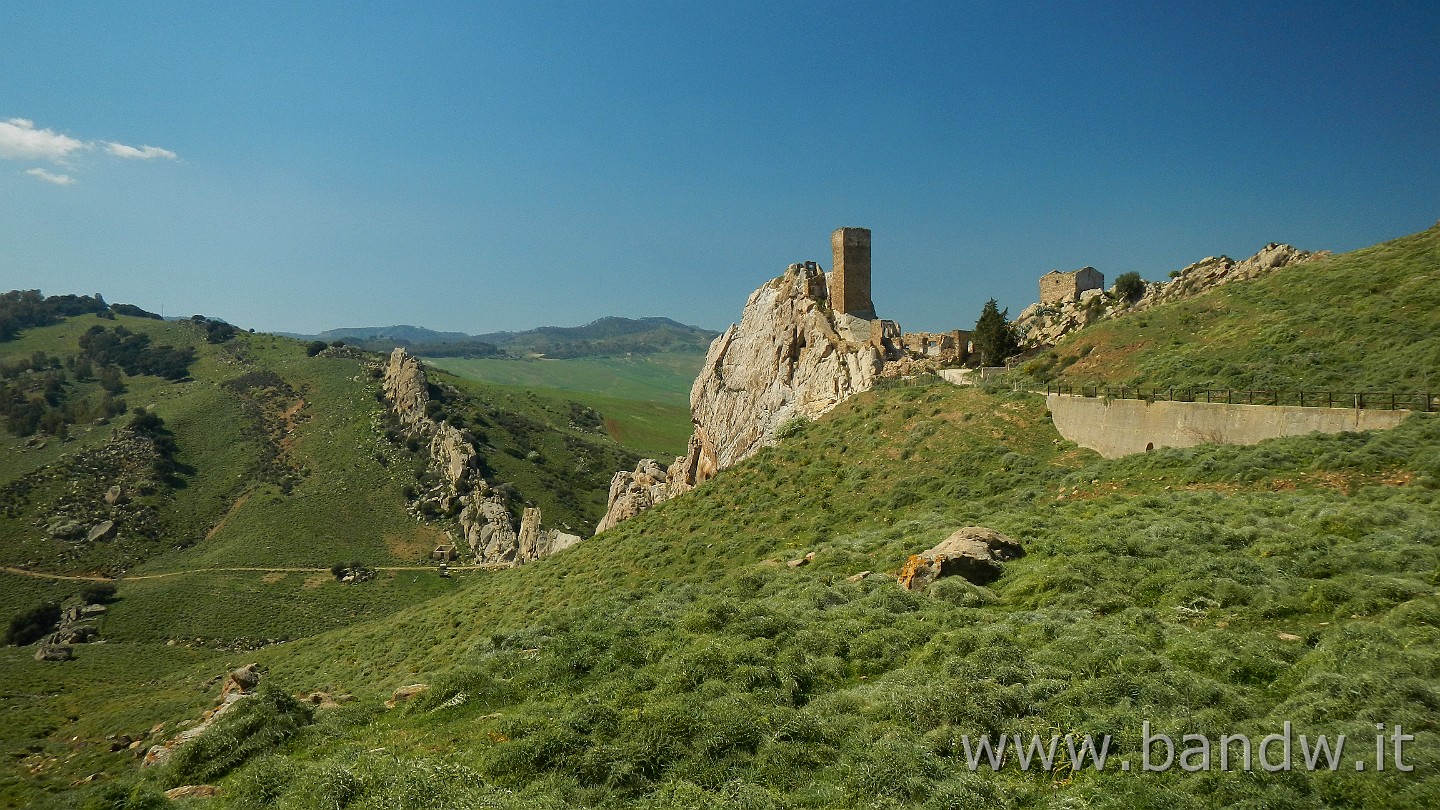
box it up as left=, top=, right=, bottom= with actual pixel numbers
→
left=1039, top=267, right=1104, bottom=305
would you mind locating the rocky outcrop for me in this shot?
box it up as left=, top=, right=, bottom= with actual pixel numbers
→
left=379, top=348, right=576, bottom=567
left=145, top=665, right=262, bottom=768
left=382, top=348, right=431, bottom=427
left=595, top=459, right=673, bottom=534
left=1015, top=243, right=1326, bottom=348
left=898, top=527, right=1024, bottom=590
left=596, top=263, right=886, bottom=533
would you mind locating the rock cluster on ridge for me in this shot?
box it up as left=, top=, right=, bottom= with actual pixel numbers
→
left=380, top=348, right=580, bottom=566
left=1014, top=243, right=1326, bottom=348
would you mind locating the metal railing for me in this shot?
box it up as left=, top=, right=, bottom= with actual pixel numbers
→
left=1045, top=384, right=1436, bottom=412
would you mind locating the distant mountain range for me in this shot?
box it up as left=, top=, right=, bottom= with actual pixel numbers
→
left=282, top=316, right=720, bottom=359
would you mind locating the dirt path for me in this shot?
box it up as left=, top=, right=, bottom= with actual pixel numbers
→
left=0, top=564, right=507, bottom=583
left=203, top=491, right=253, bottom=542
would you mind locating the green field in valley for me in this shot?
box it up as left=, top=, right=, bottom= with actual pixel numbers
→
left=426, top=352, right=705, bottom=458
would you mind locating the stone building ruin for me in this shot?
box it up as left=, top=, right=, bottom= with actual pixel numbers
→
left=1038, top=266, right=1104, bottom=305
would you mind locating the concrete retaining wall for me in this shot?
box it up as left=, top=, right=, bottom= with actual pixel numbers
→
left=1046, top=394, right=1414, bottom=458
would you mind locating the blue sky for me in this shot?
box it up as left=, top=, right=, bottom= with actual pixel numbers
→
left=3, top=2, right=1437, bottom=335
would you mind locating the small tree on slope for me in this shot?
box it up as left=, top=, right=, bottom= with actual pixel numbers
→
left=973, top=298, right=1019, bottom=367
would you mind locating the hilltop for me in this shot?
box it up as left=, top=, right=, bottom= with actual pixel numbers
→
left=1021, top=223, right=1440, bottom=392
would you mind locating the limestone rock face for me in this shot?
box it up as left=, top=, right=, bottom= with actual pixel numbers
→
left=382, top=348, right=431, bottom=427
left=686, top=264, right=883, bottom=473
left=1015, top=243, right=1326, bottom=349
left=898, top=527, right=1025, bottom=591
left=595, top=459, right=674, bottom=534
left=595, top=263, right=883, bottom=534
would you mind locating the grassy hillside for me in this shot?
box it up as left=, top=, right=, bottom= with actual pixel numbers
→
left=428, top=352, right=703, bottom=458
left=8, top=377, right=1436, bottom=808
left=1027, top=223, right=1440, bottom=392
left=0, top=306, right=655, bottom=808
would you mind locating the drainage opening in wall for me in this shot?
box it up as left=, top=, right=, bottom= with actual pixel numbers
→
left=1145, top=442, right=1154, bottom=452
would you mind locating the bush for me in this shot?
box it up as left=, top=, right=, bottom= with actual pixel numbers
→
left=4, top=601, right=60, bottom=645
left=305, top=340, right=327, bottom=357
left=78, top=581, right=118, bottom=605
left=1114, top=271, right=1145, bottom=301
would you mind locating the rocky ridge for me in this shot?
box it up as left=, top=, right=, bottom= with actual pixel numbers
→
left=380, top=348, right=580, bottom=565
left=1014, top=243, right=1326, bottom=348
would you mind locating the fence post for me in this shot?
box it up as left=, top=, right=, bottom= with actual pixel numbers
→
left=1299, top=391, right=1304, bottom=408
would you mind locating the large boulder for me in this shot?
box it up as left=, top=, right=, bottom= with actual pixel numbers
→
left=34, top=643, right=73, bottom=662
left=86, top=520, right=117, bottom=543
left=898, top=527, right=1025, bottom=591
left=382, top=348, right=432, bottom=427
left=224, top=663, right=261, bottom=696
left=385, top=683, right=429, bottom=710
left=595, top=263, right=883, bottom=533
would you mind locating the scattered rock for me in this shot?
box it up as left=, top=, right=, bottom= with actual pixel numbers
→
left=85, top=521, right=117, bottom=543
left=34, top=644, right=73, bottom=662
left=164, top=785, right=220, bottom=800
left=845, top=571, right=872, bottom=583
left=223, top=664, right=261, bottom=697
left=1277, top=632, right=1303, bottom=642
left=1015, top=243, right=1326, bottom=348
left=786, top=551, right=818, bottom=568
left=295, top=691, right=352, bottom=710
left=385, top=683, right=429, bottom=709
left=103, top=485, right=126, bottom=505
left=898, top=527, right=1025, bottom=591
left=47, top=521, right=85, bottom=541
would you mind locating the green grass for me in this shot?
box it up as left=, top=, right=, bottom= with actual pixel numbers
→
left=427, top=352, right=703, bottom=457
left=9, top=379, right=1432, bottom=807
left=1035, top=223, right=1440, bottom=392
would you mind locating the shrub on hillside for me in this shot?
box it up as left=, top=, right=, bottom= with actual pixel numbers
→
left=1114, top=271, right=1145, bottom=301
left=162, top=684, right=314, bottom=787
left=4, top=601, right=60, bottom=645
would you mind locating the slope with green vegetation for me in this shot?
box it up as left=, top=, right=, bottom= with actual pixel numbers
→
left=6, top=375, right=1436, bottom=808
left=0, top=298, right=652, bottom=807
left=427, top=352, right=703, bottom=458
left=1023, top=223, right=1440, bottom=392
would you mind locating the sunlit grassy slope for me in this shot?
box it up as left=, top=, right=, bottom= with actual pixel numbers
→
left=427, top=352, right=703, bottom=458
left=0, top=313, right=648, bottom=807
left=1030, top=223, right=1440, bottom=392
left=12, top=377, right=1436, bottom=808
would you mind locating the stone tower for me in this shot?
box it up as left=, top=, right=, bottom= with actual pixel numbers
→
left=831, top=227, right=875, bottom=319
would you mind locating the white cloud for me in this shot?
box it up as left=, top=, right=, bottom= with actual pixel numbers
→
left=26, top=167, right=77, bottom=186
left=2, top=117, right=176, bottom=189
left=103, top=141, right=178, bottom=160
left=0, top=118, right=88, bottom=163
